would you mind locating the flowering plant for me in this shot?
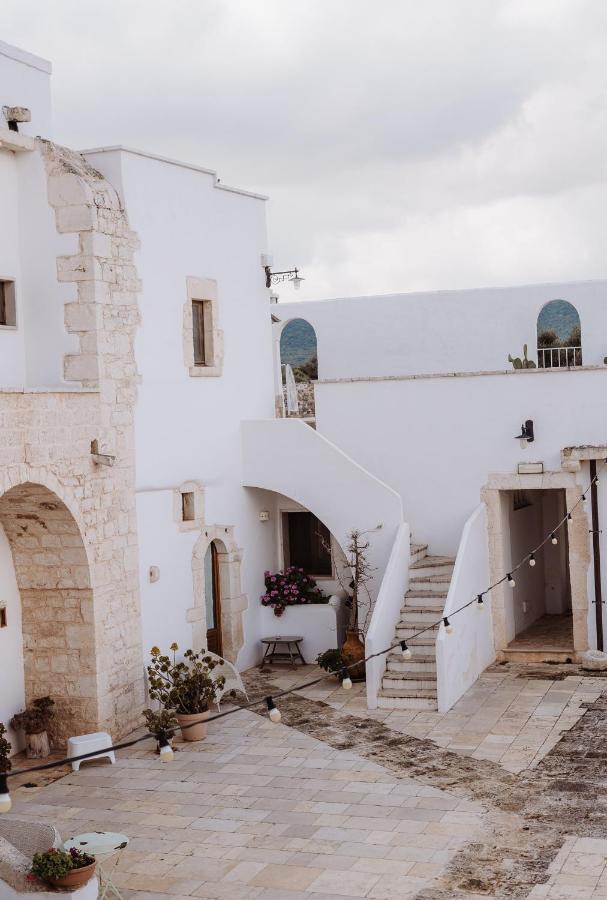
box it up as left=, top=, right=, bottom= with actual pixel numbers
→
left=261, top=567, right=327, bottom=617
left=147, top=644, right=225, bottom=714
left=31, top=848, right=95, bottom=883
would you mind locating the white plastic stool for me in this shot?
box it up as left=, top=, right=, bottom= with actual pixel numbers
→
left=68, top=731, right=116, bottom=772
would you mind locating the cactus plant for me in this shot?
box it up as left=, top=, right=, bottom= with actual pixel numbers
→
left=508, top=344, right=537, bottom=370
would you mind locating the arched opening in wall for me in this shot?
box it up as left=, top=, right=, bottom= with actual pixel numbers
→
left=537, top=299, right=582, bottom=368
left=191, top=527, right=245, bottom=664
left=279, top=319, right=317, bottom=420
left=0, top=483, right=96, bottom=745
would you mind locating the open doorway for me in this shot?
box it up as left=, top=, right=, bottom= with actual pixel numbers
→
left=504, top=489, right=573, bottom=654
left=204, top=541, right=223, bottom=656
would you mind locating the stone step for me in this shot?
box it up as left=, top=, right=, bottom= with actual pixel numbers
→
left=394, top=626, right=438, bottom=643
left=403, top=593, right=447, bottom=609
left=408, top=576, right=452, bottom=593
left=382, top=673, right=437, bottom=691
left=410, top=556, right=455, bottom=577
left=398, top=609, right=443, bottom=626
left=377, top=689, right=438, bottom=710
left=386, top=657, right=436, bottom=674
left=410, top=543, right=428, bottom=565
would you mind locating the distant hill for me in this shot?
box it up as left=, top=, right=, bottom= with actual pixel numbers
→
left=538, top=299, right=581, bottom=340
left=280, top=319, right=317, bottom=366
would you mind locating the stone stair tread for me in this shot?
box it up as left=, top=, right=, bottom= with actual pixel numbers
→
left=410, top=555, right=455, bottom=569
left=388, top=652, right=436, bottom=662
left=405, top=590, right=448, bottom=598
left=409, top=574, right=452, bottom=583
left=378, top=687, right=438, bottom=699
left=383, top=671, right=437, bottom=682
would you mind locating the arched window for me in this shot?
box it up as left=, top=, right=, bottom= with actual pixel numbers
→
left=279, top=319, right=318, bottom=418
left=537, top=300, right=582, bottom=369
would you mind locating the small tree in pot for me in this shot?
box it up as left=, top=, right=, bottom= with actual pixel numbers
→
left=147, top=644, right=225, bottom=741
left=10, top=697, right=55, bottom=759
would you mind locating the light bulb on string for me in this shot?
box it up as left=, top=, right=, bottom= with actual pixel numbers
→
left=567, top=512, right=572, bottom=521
left=400, top=640, right=412, bottom=660
left=551, top=533, right=558, bottom=545
left=0, top=774, right=11, bottom=814
left=507, top=573, right=516, bottom=587
left=443, top=617, right=453, bottom=634
left=477, top=594, right=484, bottom=610
left=265, top=697, right=281, bottom=723
left=529, top=553, right=536, bottom=567
left=596, top=476, right=600, bottom=486
left=582, top=494, right=588, bottom=505
left=158, top=733, right=174, bottom=763
left=341, top=669, right=353, bottom=690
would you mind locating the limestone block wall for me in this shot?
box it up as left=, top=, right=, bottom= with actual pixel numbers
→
left=0, top=139, right=144, bottom=742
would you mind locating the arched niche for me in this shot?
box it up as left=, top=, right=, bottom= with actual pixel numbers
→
left=537, top=299, right=582, bottom=368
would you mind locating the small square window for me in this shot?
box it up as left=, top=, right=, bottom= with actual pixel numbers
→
left=0, top=281, right=16, bottom=327
left=182, top=492, right=195, bottom=522
left=0, top=607, right=6, bottom=628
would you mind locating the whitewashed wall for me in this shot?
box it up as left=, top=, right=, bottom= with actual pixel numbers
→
left=0, top=525, right=25, bottom=752
left=84, top=148, right=279, bottom=671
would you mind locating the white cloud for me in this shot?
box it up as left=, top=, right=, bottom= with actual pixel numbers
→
left=1, top=0, right=606, bottom=298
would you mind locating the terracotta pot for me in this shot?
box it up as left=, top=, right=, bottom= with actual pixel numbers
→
left=25, top=730, right=50, bottom=759
left=341, top=628, right=366, bottom=681
left=176, top=710, right=209, bottom=741
left=49, top=861, right=96, bottom=890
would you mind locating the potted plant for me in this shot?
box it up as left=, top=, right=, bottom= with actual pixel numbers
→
left=143, top=707, right=178, bottom=754
left=10, top=696, right=55, bottom=758
left=316, top=649, right=345, bottom=679
left=261, top=567, right=327, bottom=617
left=328, top=529, right=377, bottom=681
left=31, top=848, right=96, bottom=890
left=147, top=644, right=225, bottom=742
left=0, top=722, right=11, bottom=813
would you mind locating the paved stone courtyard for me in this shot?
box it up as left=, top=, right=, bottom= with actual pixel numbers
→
left=8, top=662, right=607, bottom=898
left=266, top=662, right=605, bottom=773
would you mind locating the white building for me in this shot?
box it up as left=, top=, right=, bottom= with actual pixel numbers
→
left=1, top=37, right=606, bottom=751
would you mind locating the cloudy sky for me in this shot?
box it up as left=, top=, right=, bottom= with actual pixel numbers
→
left=2, top=0, right=607, bottom=300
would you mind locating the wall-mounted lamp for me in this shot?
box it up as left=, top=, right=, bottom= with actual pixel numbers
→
left=91, top=439, right=116, bottom=467
left=514, top=419, right=534, bottom=450
left=259, top=510, right=270, bottom=523
left=265, top=266, right=304, bottom=290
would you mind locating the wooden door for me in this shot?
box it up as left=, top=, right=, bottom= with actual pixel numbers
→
left=204, top=542, right=223, bottom=655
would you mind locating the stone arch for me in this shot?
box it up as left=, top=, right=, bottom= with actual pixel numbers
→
left=190, top=526, right=246, bottom=663
left=537, top=299, right=582, bottom=368
left=0, top=481, right=96, bottom=742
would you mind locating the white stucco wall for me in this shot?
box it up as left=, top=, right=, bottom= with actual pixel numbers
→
left=0, top=524, right=25, bottom=753
left=84, top=147, right=279, bottom=671
left=278, top=279, right=607, bottom=379
left=0, top=41, right=53, bottom=139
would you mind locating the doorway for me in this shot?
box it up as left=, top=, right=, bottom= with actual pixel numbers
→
left=204, top=542, right=223, bottom=655
left=504, top=489, right=573, bottom=654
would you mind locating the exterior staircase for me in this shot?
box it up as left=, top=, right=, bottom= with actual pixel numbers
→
left=377, top=543, right=455, bottom=710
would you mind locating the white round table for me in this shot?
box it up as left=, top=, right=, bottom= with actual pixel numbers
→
left=64, top=832, right=129, bottom=900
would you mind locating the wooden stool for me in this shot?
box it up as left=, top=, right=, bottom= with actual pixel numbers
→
left=260, top=636, right=306, bottom=669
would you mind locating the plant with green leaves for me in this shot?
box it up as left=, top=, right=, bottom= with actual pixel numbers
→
left=0, top=722, right=11, bottom=773
left=10, top=696, right=55, bottom=735
left=508, top=344, right=537, bottom=370
left=142, top=707, right=178, bottom=738
left=31, top=848, right=94, bottom=884
left=147, top=644, right=225, bottom=715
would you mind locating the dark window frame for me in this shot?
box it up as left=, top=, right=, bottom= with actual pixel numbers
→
left=283, top=511, right=332, bottom=578
left=192, top=299, right=207, bottom=366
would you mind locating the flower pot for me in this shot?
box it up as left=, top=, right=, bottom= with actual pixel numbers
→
left=25, top=730, right=50, bottom=759
left=341, top=628, right=366, bottom=682
left=176, top=710, right=209, bottom=741
left=49, top=861, right=96, bottom=890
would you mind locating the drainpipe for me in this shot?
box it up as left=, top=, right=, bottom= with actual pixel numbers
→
left=590, top=459, right=604, bottom=651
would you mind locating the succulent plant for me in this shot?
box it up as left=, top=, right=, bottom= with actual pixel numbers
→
left=508, top=344, right=537, bottom=370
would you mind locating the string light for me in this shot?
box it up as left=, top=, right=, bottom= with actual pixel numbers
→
left=400, top=640, right=412, bottom=660
left=582, top=494, right=588, bottom=504
left=0, top=774, right=10, bottom=813
left=158, top=733, right=173, bottom=763
left=529, top=553, right=536, bottom=567
left=265, top=697, right=281, bottom=723
left=443, top=617, right=453, bottom=634
left=341, top=670, right=353, bottom=690
left=2, top=458, right=604, bottom=793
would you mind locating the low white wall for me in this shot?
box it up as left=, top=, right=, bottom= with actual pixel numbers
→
left=365, top=523, right=411, bottom=709
left=241, top=418, right=404, bottom=603
left=0, top=524, right=25, bottom=752
left=259, top=598, right=345, bottom=663
left=436, top=503, right=494, bottom=713
left=0, top=876, right=98, bottom=900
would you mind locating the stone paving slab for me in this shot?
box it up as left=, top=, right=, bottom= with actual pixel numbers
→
left=9, top=710, right=484, bottom=899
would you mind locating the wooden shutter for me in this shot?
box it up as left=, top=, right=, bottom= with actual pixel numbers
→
left=192, top=300, right=206, bottom=365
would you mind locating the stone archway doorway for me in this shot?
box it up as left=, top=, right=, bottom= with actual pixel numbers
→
left=0, top=482, right=97, bottom=743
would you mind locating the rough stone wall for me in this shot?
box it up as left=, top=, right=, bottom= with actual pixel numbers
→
left=283, top=382, right=316, bottom=418
left=0, top=140, right=144, bottom=742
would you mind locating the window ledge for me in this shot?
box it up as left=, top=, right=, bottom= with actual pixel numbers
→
left=189, top=365, right=223, bottom=378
